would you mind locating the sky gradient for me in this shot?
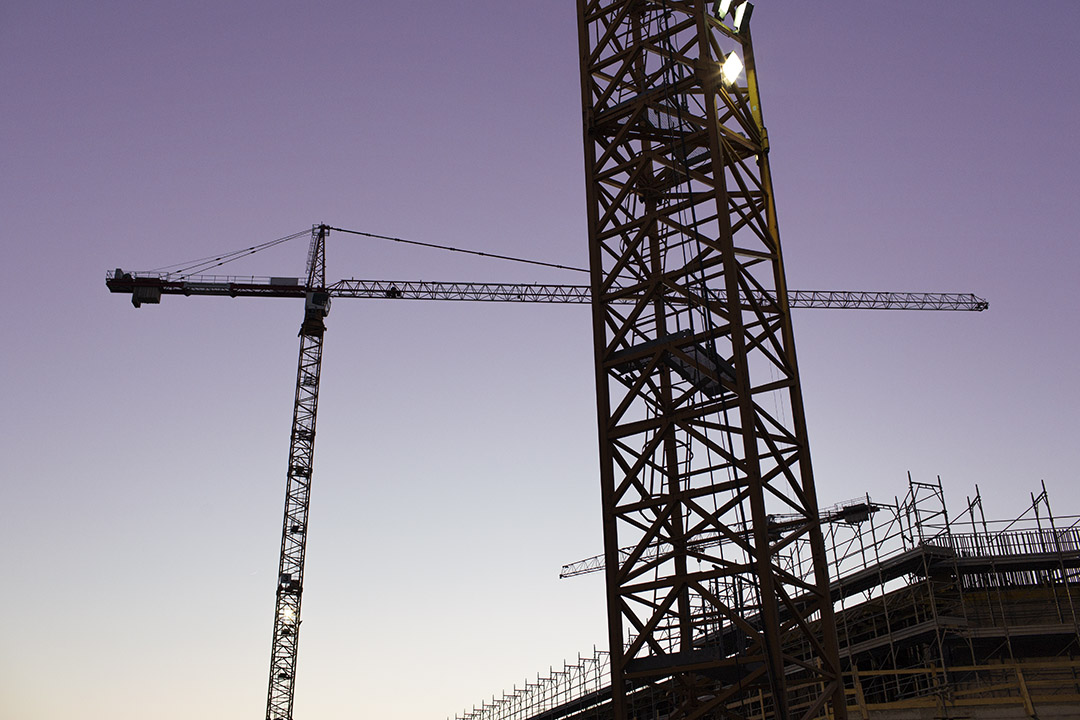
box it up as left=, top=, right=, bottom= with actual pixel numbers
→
left=3, top=2, right=1079, bottom=719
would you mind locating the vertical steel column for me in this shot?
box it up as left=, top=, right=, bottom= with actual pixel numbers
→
left=576, top=3, right=845, bottom=718
left=266, top=225, right=329, bottom=720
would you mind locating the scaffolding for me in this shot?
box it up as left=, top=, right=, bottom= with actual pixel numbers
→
left=455, top=476, right=1080, bottom=719
left=828, top=476, right=1080, bottom=716
left=452, top=651, right=610, bottom=720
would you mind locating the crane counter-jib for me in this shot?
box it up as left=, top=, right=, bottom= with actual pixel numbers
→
left=107, top=270, right=309, bottom=307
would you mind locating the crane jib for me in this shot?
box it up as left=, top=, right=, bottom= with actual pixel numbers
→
left=106, top=272, right=988, bottom=312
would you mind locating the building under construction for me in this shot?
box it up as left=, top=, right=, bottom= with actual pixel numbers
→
left=105, top=3, right=1066, bottom=719
left=456, top=476, right=1080, bottom=719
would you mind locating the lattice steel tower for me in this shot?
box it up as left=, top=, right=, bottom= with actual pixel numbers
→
left=577, top=2, right=847, bottom=718
left=265, top=226, right=330, bottom=720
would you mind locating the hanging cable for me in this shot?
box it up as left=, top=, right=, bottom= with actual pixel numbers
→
left=150, top=229, right=312, bottom=277
left=327, top=226, right=588, bottom=274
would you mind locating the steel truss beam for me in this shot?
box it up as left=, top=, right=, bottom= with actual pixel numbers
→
left=328, top=283, right=987, bottom=312
left=105, top=273, right=989, bottom=312
left=577, top=3, right=846, bottom=719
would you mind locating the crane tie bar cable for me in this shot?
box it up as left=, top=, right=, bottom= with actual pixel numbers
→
left=150, top=229, right=312, bottom=278
left=328, top=226, right=589, bottom=274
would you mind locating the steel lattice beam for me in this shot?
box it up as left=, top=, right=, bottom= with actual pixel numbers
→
left=577, top=3, right=846, bottom=719
left=105, top=273, right=988, bottom=312
left=265, top=225, right=330, bottom=720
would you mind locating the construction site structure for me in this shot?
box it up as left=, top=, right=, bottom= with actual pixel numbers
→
left=454, top=476, right=1080, bottom=720
left=103, top=1, right=1002, bottom=716
left=578, top=2, right=845, bottom=717
left=106, top=4, right=993, bottom=716
left=107, top=0, right=994, bottom=710
left=106, top=238, right=985, bottom=720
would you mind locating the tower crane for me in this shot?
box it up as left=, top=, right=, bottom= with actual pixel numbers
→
left=106, top=223, right=986, bottom=719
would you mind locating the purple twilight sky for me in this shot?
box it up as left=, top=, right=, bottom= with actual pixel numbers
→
left=3, top=2, right=1079, bottom=719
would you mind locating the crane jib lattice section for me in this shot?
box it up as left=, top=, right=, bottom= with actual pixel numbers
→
left=104, top=272, right=987, bottom=311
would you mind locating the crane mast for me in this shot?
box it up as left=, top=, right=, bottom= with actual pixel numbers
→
left=266, top=225, right=330, bottom=720
left=577, top=3, right=845, bottom=718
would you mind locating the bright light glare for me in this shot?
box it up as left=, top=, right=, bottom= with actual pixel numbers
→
left=721, top=52, right=744, bottom=85
left=714, top=0, right=735, bottom=18
left=280, top=606, right=296, bottom=622
left=733, top=2, right=753, bottom=31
